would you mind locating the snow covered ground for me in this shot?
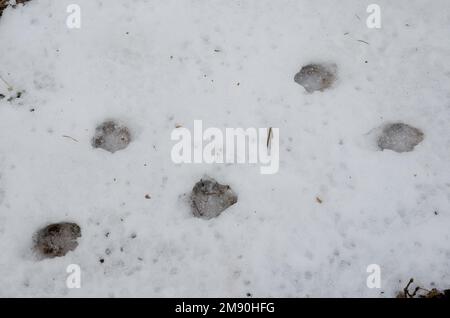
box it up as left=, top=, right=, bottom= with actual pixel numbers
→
left=1, top=0, right=450, bottom=297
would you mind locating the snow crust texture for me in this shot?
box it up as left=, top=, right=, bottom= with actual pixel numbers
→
left=0, top=0, right=450, bottom=298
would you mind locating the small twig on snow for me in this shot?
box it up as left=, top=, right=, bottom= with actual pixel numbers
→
left=62, top=135, right=79, bottom=143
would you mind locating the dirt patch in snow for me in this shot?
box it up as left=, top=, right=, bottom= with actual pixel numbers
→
left=92, top=120, right=131, bottom=153
left=377, top=123, right=424, bottom=153
left=191, top=177, right=238, bottom=220
left=34, top=222, right=81, bottom=258
left=294, top=63, right=337, bottom=93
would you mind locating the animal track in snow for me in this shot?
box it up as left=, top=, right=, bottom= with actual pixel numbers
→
left=191, top=177, right=238, bottom=220
left=377, top=123, right=424, bottom=153
left=294, top=63, right=337, bottom=93
left=34, top=222, right=81, bottom=258
left=92, top=120, right=132, bottom=153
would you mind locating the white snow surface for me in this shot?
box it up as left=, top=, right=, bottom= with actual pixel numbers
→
left=1, top=0, right=450, bottom=297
